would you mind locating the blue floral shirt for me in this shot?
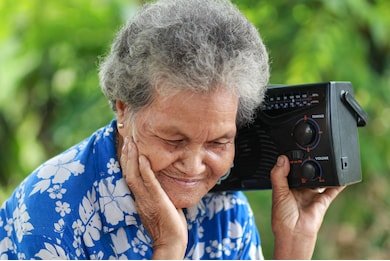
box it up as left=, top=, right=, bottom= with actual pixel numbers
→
left=0, top=120, right=263, bottom=259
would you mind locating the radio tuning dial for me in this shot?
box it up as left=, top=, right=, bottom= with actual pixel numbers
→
left=293, top=120, right=317, bottom=146
left=301, top=160, right=320, bottom=180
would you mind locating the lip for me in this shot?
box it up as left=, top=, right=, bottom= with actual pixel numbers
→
left=160, top=173, right=203, bottom=187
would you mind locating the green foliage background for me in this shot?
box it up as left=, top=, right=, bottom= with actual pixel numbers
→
left=0, top=0, right=389, bottom=259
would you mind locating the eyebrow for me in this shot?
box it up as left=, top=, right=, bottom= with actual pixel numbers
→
left=212, top=131, right=237, bottom=140
left=155, top=126, right=236, bottom=141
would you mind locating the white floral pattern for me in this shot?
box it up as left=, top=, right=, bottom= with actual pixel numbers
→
left=98, top=177, right=136, bottom=226
left=47, top=184, right=67, bottom=199
left=4, top=218, right=13, bottom=237
left=55, top=201, right=71, bottom=217
left=34, top=242, right=68, bottom=259
left=72, top=219, right=85, bottom=236
left=0, top=237, right=13, bottom=256
left=78, top=188, right=102, bottom=248
left=54, top=218, right=65, bottom=234
left=0, top=121, right=263, bottom=259
left=205, top=240, right=223, bottom=258
left=12, top=203, right=33, bottom=243
left=30, top=149, right=85, bottom=198
left=107, top=158, right=120, bottom=175
left=90, top=250, right=104, bottom=260
left=110, top=228, right=130, bottom=255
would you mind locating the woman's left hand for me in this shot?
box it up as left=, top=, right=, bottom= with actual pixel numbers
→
left=270, top=155, right=345, bottom=259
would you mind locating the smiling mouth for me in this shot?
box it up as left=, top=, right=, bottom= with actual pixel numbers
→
left=159, top=173, right=203, bottom=187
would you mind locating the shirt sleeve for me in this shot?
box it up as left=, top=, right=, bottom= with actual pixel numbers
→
left=0, top=185, right=83, bottom=260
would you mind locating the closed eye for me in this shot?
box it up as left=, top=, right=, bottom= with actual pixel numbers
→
left=212, top=141, right=229, bottom=145
left=208, top=140, right=233, bottom=149
left=163, top=139, right=185, bottom=146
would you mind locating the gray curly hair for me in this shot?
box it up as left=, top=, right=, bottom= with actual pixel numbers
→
left=99, top=0, right=269, bottom=125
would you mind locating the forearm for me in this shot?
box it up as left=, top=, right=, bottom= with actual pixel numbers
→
left=273, top=232, right=317, bottom=260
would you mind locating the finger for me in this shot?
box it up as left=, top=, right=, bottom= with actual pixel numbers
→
left=320, top=186, right=346, bottom=206
left=310, top=187, right=326, bottom=194
left=176, top=208, right=187, bottom=227
left=121, top=136, right=144, bottom=193
left=119, top=136, right=129, bottom=177
left=270, top=155, right=290, bottom=193
left=138, top=155, right=166, bottom=195
left=294, top=187, right=327, bottom=207
left=305, top=186, right=346, bottom=215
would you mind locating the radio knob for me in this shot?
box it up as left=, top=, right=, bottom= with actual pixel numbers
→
left=293, top=120, right=316, bottom=146
left=301, top=160, right=320, bottom=180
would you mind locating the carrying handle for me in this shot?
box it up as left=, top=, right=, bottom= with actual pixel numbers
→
left=341, top=91, right=368, bottom=127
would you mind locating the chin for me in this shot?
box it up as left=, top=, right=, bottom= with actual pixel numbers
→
left=172, top=198, right=211, bottom=209
left=163, top=186, right=211, bottom=209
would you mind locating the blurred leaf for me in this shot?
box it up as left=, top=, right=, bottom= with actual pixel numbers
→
left=1, top=0, right=389, bottom=258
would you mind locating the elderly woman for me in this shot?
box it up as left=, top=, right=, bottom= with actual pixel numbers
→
left=0, top=0, right=344, bottom=259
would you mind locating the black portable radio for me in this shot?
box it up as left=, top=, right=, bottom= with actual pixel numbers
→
left=212, top=81, right=368, bottom=191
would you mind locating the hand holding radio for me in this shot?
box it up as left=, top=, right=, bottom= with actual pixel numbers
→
left=270, top=155, right=345, bottom=259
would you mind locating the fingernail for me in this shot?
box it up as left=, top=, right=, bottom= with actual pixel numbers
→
left=317, top=187, right=326, bottom=193
left=139, top=155, right=151, bottom=169
left=277, top=156, right=285, bottom=167
left=122, top=136, right=128, bottom=150
left=138, top=155, right=145, bottom=166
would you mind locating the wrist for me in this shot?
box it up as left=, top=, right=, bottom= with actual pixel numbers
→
left=273, top=231, right=317, bottom=260
left=152, top=240, right=187, bottom=260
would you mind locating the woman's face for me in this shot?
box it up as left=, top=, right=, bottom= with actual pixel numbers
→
left=118, top=88, right=238, bottom=208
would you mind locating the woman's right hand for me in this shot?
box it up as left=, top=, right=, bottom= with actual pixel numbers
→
left=120, top=136, right=188, bottom=259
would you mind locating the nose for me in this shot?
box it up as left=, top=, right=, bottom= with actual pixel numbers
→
left=173, top=147, right=206, bottom=176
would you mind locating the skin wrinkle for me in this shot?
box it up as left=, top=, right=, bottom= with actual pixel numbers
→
left=103, top=1, right=347, bottom=259
left=117, top=88, right=238, bottom=208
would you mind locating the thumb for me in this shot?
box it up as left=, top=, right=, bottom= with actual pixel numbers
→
left=270, top=155, right=290, bottom=193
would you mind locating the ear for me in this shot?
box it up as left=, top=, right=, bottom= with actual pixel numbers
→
left=116, top=100, right=127, bottom=120
left=115, top=100, right=130, bottom=137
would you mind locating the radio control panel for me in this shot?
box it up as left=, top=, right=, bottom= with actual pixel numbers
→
left=212, top=81, right=367, bottom=191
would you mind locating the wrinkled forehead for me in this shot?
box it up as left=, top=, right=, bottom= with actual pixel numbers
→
left=133, top=87, right=239, bottom=135
left=151, top=86, right=239, bottom=113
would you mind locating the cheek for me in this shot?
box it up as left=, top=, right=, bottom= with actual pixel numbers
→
left=207, top=148, right=235, bottom=177
left=136, top=140, right=176, bottom=172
